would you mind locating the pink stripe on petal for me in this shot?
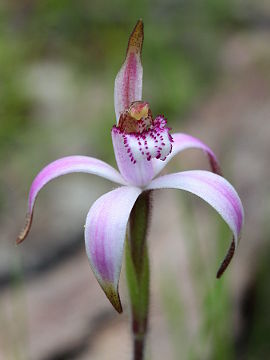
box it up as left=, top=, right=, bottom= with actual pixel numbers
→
left=84, top=186, right=142, bottom=312
left=147, top=170, right=244, bottom=275
left=16, top=156, right=126, bottom=244
left=114, top=20, right=143, bottom=122
left=153, top=133, right=221, bottom=177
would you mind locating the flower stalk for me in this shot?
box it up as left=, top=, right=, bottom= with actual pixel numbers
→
left=126, top=191, right=151, bottom=360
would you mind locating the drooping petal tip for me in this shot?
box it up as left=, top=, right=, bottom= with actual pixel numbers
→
left=16, top=212, right=33, bottom=245
left=16, top=155, right=126, bottom=245
left=100, top=281, right=123, bottom=313
left=147, top=170, right=244, bottom=277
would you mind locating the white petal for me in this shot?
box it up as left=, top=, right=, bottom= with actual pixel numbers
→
left=85, top=186, right=142, bottom=312
left=147, top=170, right=244, bottom=277
left=17, top=156, right=126, bottom=244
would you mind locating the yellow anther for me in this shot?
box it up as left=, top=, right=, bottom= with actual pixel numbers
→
left=129, top=101, right=150, bottom=120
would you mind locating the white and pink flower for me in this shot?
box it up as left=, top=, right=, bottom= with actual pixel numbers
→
left=17, top=20, right=244, bottom=313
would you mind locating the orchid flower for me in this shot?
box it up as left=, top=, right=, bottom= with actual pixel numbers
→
left=17, top=20, right=244, bottom=321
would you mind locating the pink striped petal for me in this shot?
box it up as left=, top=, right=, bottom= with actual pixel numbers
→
left=84, top=186, right=142, bottom=312
left=114, top=20, right=143, bottom=122
left=152, top=133, right=221, bottom=177
left=17, top=156, right=127, bottom=244
left=147, top=170, right=244, bottom=277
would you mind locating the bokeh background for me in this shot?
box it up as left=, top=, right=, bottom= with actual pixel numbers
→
left=1, top=0, right=270, bottom=359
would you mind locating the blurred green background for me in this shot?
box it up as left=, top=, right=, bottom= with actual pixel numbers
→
left=0, top=0, right=270, bottom=359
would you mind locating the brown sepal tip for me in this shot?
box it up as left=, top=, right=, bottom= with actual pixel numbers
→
left=16, top=212, right=33, bottom=245
left=216, top=240, right=235, bottom=278
left=127, top=19, right=144, bottom=56
left=102, top=282, right=123, bottom=314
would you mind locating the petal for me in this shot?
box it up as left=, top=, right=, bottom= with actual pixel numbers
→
left=146, top=170, right=244, bottom=277
left=112, top=115, right=173, bottom=187
left=114, top=20, right=143, bottom=122
left=112, top=126, right=155, bottom=187
left=17, top=156, right=127, bottom=244
left=152, top=133, right=221, bottom=177
left=84, top=186, right=142, bottom=312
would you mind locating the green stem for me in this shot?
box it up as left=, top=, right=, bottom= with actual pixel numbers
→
left=126, top=191, right=152, bottom=360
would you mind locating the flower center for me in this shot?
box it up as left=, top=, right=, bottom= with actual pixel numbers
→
left=118, top=101, right=153, bottom=134
left=113, top=101, right=173, bottom=164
